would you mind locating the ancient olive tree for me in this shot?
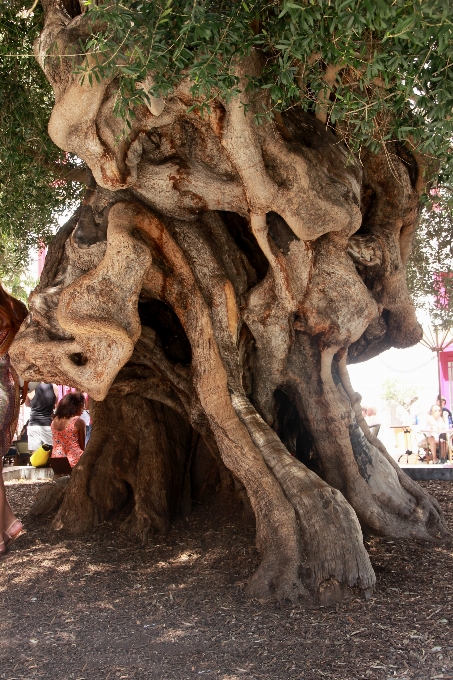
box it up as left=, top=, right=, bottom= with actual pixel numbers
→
left=10, top=0, right=453, bottom=603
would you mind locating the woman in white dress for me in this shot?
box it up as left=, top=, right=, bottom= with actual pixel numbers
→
left=425, top=404, right=449, bottom=464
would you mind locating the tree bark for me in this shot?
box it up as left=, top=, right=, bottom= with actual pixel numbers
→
left=54, top=395, right=195, bottom=539
left=10, top=0, right=449, bottom=604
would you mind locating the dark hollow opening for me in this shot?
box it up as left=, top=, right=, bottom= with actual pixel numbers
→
left=266, top=211, right=300, bottom=255
left=220, top=211, right=269, bottom=287
left=62, top=0, right=82, bottom=18
left=138, top=298, right=192, bottom=365
left=273, top=389, right=319, bottom=473
left=72, top=204, right=110, bottom=247
left=69, top=352, right=88, bottom=366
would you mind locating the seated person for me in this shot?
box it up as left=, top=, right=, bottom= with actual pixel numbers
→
left=437, top=396, right=453, bottom=428
left=424, top=404, right=449, bottom=463
left=365, top=406, right=380, bottom=428
left=51, top=392, right=86, bottom=468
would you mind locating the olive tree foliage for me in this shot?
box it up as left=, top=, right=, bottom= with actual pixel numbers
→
left=73, top=0, right=453, bottom=160
left=381, top=377, right=419, bottom=409
left=407, top=189, right=453, bottom=328
left=6, top=0, right=453, bottom=604
left=0, top=0, right=82, bottom=290
left=70, top=0, right=453, bottom=331
left=1, top=0, right=452, bottom=288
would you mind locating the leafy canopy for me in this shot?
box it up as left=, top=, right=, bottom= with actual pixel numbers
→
left=1, top=0, right=453, bottom=303
left=0, top=1, right=82, bottom=286
left=381, top=377, right=420, bottom=408
left=407, top=188, right=453, bottom=329
left=78, top=0, right=453, bottom=177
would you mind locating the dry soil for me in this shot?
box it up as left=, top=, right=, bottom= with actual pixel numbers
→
left=1, top=479, right=453, bottom=680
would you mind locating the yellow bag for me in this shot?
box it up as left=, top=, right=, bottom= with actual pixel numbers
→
left=30, top=444, right=52, bottom=467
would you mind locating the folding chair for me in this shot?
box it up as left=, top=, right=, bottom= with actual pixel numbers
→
left=370, top=424, right=380, bottom=438
left=2, top=446, right=16, bottom=466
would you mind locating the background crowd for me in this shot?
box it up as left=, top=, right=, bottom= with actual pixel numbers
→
left=361, top=397, right=453, bottom=464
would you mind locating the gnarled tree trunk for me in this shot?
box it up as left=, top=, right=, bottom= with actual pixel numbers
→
left=10, top=0, right=447, bottom=605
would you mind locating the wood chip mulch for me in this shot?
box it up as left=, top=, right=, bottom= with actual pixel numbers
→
left=1, top=479, right=453, bottom=680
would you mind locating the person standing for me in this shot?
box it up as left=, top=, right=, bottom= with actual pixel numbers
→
left=26, top=382, right=58, bottom=453
left=80, top=396, right=91, bottom=445
left=0, top=283, right=28, bottom=556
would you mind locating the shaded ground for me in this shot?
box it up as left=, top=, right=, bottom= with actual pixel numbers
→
left=1, top=479, right=453, bottom=680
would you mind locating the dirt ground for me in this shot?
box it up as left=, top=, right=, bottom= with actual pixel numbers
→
left=1, top=479, right=453, bottom=680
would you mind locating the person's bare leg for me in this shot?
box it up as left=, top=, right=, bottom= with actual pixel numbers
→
left=0, top=460, right=5, bottom=554
left=428, top=436, right=437, bottom=463
left=0, top=460, right=22, bottom=548
left=440, top=439, right=447, bottom=461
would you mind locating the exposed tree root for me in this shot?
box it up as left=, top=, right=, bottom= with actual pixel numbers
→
left=26, top=476, right=70, bottom=520
left=286, top=334, right=448, bottom=540
left=53, top=396, right=196, bottom=539
left=232, top=393, right=375, bottom=602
